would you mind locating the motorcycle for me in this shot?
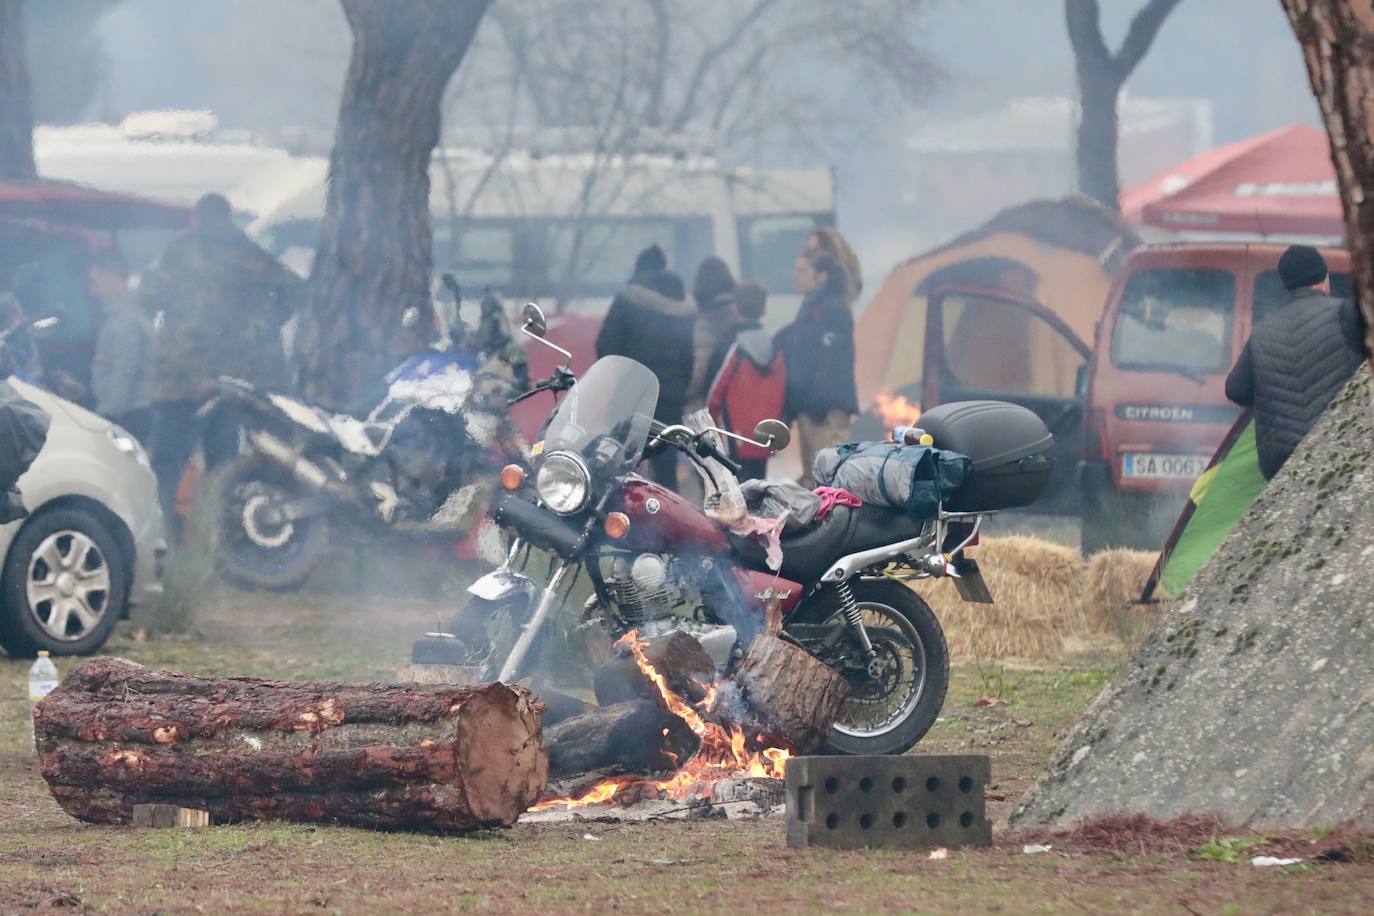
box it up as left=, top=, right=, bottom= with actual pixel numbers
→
left=414, top=303, right=1054, bottom=756
left=210, top=280, right=526, bottom=590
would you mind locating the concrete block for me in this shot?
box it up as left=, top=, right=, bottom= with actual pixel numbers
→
left=785, top=754, right=992, bottom=849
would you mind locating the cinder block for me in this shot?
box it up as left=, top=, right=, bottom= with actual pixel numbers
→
left=785, top=755, right=992, bottom=849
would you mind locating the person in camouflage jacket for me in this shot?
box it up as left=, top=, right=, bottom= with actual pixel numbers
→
left=140, top=193, right=303, bottom=519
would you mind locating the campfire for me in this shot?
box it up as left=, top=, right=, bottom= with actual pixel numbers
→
left=533, top=630, right=791, bottom=811
left=874, top=391, right=922, bottom=428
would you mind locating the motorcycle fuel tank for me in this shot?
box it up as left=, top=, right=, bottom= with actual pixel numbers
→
left=612, top=478, right=731, bottom=555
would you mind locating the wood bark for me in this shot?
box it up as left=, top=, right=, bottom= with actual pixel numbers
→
left=0, top=0, right=36, bottom=180
left=735, top=635, right=849, bottom=753
left=35, top=657, right=547, bottom=832
left=593, top=631, right=716, bottom=708
left=544, top=699, right=699, bottom=780
left=294, top=0, right=491, bottom=411
left=1065, top=0, right=1182, bottom=210
left=1280, top=0, right=1374, bottom=366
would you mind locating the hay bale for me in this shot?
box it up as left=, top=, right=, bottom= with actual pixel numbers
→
left=912, top=536, right=1085, bottom=661
left=1082, top=549, right=1161, bottom=648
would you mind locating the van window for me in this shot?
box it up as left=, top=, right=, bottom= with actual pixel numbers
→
left=940, top=293, right=1085, bottom=399
left=1253, top=269, right=1352, bottom=327
left=1111, top=268, right=1235, bottom=375
left=546, top=217, right=711, bottom=300
left=739, top=215, right=822, bottom=293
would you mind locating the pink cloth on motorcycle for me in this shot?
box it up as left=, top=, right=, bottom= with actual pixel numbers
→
left=729, top=514, right=785, bottom=571
left=813, top=486, right=862, bottom=520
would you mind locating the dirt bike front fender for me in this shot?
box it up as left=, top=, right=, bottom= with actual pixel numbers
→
left=468, top=569, right=536, bottom=603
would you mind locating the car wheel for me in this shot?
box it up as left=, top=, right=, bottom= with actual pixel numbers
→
left=0, top=507, right=128, bottom=657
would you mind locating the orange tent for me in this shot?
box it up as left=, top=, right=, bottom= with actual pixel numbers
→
left=855, top=197, right=1138, bottom=407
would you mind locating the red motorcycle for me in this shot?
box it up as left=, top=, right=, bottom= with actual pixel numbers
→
left=415, top=305, right=1053, bottom=756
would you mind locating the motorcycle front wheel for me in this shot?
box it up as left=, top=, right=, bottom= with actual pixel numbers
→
left=422, top=593, right=541, bottom=682
left=213, top=455, right=330, bottom=591
left=789, top=578, right=949, bottom=756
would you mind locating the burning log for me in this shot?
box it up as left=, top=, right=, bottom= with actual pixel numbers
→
left=736, top=635, right=849, bottom=753
left=544, top=699, right=699, bottom=780
left=35, top=657, right=547, bottom=832
left=593, top=631, right=716, bottom=707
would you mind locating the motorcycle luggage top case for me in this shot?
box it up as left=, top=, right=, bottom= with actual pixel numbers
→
left=919, top=401, right=1053, bottom=512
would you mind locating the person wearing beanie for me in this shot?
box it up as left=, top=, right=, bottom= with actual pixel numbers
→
left=1226, top=244, right=1366, bottom=479
left=595, top=243, right=694, bottom=489
left=684, top=256, right=739, bottom=415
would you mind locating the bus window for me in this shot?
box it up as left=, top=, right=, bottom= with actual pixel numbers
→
left=738, top=214, right=823, bottom=292
left=432, top=223, right=516, bottom=289
left=545, top=218, right=711, bottom=300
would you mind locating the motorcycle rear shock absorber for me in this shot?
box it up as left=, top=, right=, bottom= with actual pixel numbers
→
left=834, top=578, right=877, bottom=661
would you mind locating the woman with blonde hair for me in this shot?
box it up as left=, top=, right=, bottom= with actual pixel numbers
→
left=805, top=226, right=862, bottom=307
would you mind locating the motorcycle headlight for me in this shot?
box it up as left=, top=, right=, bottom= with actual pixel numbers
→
left=108, top=426, right=151, bottom=470
left=536, top=451, right=591, bottom=515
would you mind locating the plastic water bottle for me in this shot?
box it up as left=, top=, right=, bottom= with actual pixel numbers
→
left=892, top=425, right=934, bottom=447
left=28, top=652, right=58, bottom=753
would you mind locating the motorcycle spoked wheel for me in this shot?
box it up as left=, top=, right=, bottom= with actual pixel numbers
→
left=788, top=577, right=950, bottom=756
left=213, top=455, right=330, bottom=592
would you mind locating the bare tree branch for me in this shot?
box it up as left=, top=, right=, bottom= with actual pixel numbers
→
left=1065, top=0, right=1114, bottom=75
left=668, top=0, right=784, bottom=131
left=1115, top=0, right=1185, bottom=77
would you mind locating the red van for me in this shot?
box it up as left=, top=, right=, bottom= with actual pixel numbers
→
left=1079, top=242, right=1350, bottom=552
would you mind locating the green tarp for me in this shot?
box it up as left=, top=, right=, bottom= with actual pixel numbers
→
left=1157, top=419, right=1266, bottom=598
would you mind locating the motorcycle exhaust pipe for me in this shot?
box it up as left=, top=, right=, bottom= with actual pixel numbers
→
left=247, top=430, right=355, bottom=503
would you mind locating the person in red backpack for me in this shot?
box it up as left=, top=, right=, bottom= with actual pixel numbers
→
left=707, top=281, right=782, bottom=480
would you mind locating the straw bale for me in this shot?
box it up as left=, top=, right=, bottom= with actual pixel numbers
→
left=1082, top=549, right=1161, bottom=647
left=911, top=536, right=1085, bottom=661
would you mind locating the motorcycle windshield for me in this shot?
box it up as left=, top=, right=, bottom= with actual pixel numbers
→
left=540, top=356, right=659, bottom=476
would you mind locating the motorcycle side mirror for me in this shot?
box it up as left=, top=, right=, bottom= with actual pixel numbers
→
left=521, top=302, right=548, bottom=338
left=753, top=419, right=790, bottom=451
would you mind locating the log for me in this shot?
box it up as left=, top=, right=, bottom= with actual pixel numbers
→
left=35, top=657, right=547, bottom=832
left=593, top=631, right=716, bottom=708
left=735, top=635, right=850, bottom=753
left=131, top=804, right=210, bottom=829
left=544, top=699, right=698, bottom=780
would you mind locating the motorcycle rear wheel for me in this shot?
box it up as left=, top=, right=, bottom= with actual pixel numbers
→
left=788, top=578, right=949, bottom=756
left=213, top=456, right=329, bottom=592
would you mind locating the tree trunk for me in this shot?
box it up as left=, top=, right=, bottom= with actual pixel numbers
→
left=35, top=658, right=547, bottom=832
left=544, top=699, right=700, bottom=780
left=1281, top=0, right=1374, bottom=366
left=1074, top=66, right=1124, bottom=211
left=735, top=635, right=849, bottom=753
left=0, top=0, right=36, bottom=180
left=294, top=0, right=491, bottom=412
left=593, top=631, right=717, bottom=708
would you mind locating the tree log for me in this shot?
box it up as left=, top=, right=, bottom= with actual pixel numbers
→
left=735, top=635, right=849, bottom=753
left=35, top=657, right=547, bottom=832
left=593, top=631, right=716, bottom=708
left=544, top=699, right=698, bottom=780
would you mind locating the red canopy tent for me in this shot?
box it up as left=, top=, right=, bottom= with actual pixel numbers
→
left=1121, top=123, right=1343, bottom=240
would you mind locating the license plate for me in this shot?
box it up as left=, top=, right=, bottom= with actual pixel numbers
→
left=1122, top=452, right=1208, bottom=480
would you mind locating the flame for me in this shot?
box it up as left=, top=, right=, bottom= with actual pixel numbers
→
left=531, top=630, right=791, bottom=811
left=874, top=392, right=922, bottom=428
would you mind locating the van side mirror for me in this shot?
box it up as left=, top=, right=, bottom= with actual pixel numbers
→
left=1074, top=363, right=1089, bottom=399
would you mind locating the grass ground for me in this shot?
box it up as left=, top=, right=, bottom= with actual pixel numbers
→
left=3, top=586, right=1374, bottom=913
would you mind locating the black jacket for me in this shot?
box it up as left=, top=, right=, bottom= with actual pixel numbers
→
left=595, top=275, right=695, bottom=423
left=778, top=286, right=858, bottom=422
left=1225, top=287, right=1365, bottom=479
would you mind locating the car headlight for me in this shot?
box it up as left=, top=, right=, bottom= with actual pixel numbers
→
left=536, top=451, right=591, bottom=515
left=108, top=426, right=152, bottom=470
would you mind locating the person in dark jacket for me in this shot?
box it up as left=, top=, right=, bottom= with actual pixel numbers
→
left=778, top=251, right=858, bottom=488
left=1225, top=245, right=1366, bottom=479
left=684, top=256, right=738, bottom=415
left=595, top=243, right=694, bottom=488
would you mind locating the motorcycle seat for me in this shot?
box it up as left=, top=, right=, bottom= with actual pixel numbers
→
left=730, top=505, right=928, bottom=583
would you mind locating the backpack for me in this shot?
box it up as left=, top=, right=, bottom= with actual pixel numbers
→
left=707, top=329, right=786, bottom=461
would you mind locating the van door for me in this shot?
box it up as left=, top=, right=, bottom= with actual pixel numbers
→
left=923, top=288, right=1091, bottom=513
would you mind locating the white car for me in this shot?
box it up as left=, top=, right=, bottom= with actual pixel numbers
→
left=0, top=379, right=165, bottom=656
